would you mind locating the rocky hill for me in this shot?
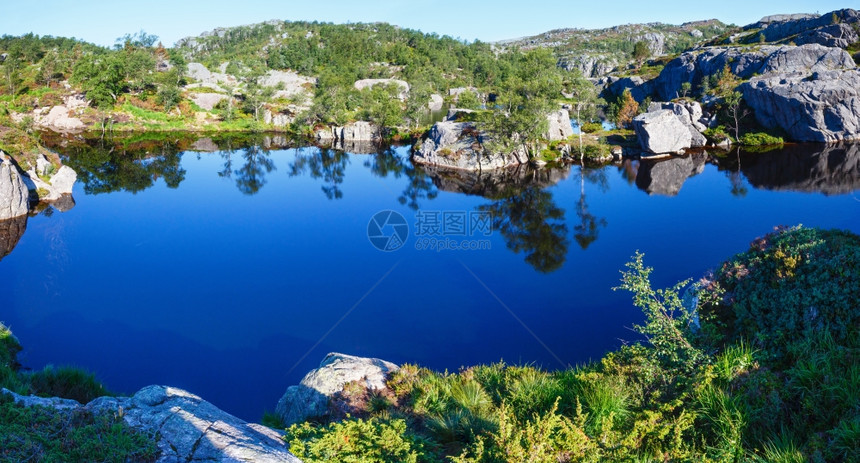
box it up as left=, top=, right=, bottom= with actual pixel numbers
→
left=495, top=20, right=730, bottom=77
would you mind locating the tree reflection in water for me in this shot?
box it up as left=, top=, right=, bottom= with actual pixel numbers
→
left=288, top=146, right=350, bottom=200
left=574, top=166, right=608, bottom=250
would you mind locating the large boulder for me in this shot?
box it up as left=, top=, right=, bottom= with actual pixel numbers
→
left=0, top=155, right=29, bottom=217
left=647, top=101, right=708, bottom=146
left=341, top=121, right=381, bottom=142
left=635, top=153, right=707, bottom=196
left=742, top=69, right=860, bottom=142
left=260, top=70, right=315, bottom=99
left=603, top=76, right=655, bottom=102
left=190, top=93, right=228, bottom=111
left=0, top=153, right=30, bottom=220
left=186, top=62, right=237, bottom=86
left=354, top=79, right=410, bottom=100
left=34, top=105, right=86, bottom=132
left=413, top=121, right=528, bottom=171
left=276, top=353, right=398, bottom=426
left=633, top=110, right=696, bottom=154
left=428, top=93, right=444, bottom=111
left=545, top=109, right=574, bottom=141
left=89, top=386, right=302, bottom=463
left=653, top=44, right=854, bottom=101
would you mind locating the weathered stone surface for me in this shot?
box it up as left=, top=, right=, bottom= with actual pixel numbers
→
left=35, top=105, right=85, bottom=132
left=647, top=101, right=708, bottom=146
left=742, top=69, right=860, bottom=142
left=1, top=388, right=81, bottom=410
left=260, top=70, right=315, bottom=98
left=559, top=55, right=617, bottom=78
left=354, top=78, right=410, bottom=100
left=635, top=153, right=707, bottom=196
left=633, top=110, right=695, bottom=154
left=653, top=44, right=854, bottom=101
left=276, top=353, right=398, bottom=426
left=87, top=386, right=301, bottom=463
left=341, top=121, right=381, bottom=142
left=413, top=121, right=528, bottom=171
left=0, top=153, right=30, bottom=220
left=191, top=93, right=228, bottom=111
left=22, top=156, right=77, bottom=202
left=428, top=93, right=444, bottom=111
left=0, top=215, right=27, bottom=261
left=186, top=62, right=237, bottom=86
left=604, top=75, right=655, bottom=102
left=752, top=9, right=859, bottom=48
left=545, top=109, right=574, bottom=141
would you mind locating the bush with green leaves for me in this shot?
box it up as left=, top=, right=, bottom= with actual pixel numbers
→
left=739, top=132, right=783, bottom=146
left=285, top=417, right=442, bottom=463
left=580, top=122, right=602, bottom=133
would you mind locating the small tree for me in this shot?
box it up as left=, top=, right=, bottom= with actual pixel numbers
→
left=615, top=89, right=639, bottom=129
left=632, top=41, right=650, bottom=66
left=565, top=70, right=600, bottom=161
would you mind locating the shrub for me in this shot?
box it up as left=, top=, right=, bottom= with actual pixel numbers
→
left=701, top=226, right=860, bottom=362
left=580, top=122, right=602, bottom=133
left=285, top=417, right=442, bottom=463
left=739, top=132, right=783, bottom=146
left=24, top=365, right=110, bottom=404
left=0, top=323, right=20, bottom=370
left=583, top=143, right=611, bottom=162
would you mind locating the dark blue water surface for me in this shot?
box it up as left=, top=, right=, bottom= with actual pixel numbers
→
left=1, top=137, right=858, bottom=420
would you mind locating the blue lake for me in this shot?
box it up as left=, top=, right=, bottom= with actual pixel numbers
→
left=1, top=136, right=858, bottom=420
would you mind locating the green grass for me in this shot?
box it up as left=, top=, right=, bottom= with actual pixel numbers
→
left=0, top=392, right=158, bottom=463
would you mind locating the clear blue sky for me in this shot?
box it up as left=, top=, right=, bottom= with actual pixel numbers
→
left=2, top=1, right=853, bottom=47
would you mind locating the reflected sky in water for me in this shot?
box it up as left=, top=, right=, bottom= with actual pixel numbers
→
left=1, top=137, right=858, bottom=420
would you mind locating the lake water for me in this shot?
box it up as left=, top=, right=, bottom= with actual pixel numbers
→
left=1, top=135, right=858, bottom=420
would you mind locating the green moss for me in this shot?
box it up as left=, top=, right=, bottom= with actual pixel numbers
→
left=739, top=132, right=783, bottom=146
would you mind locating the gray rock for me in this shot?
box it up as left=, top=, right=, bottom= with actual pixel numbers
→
left=1, top=388, right=81, bottom=410
left=604, top=75, right=654, bottom=102
left=276, top=353, right=398, bottom=426
left=545, top=109, right=574, bottom=141
left=35, top=105, right=85, bottom=132
left=653, top=44, right=854, bottom=101
left=354, top=79, right=410, bottom=100
left=0, top=153, right=30, bottom=220
left=88, top=386, right=301, bottom=463
left=186, top=62, right=237, bottom=86
left=51, top=194, right=75, bottom=213
left=50, top=166, right=77, bottom=195
left=633, top=110, right=695, bottom=154
left=191, top=93, right=228, bottom=111
left=428, top=94, right=444, bottom=111
left=0, top=214, right=27, bottom=261
left=635, top=153, right=707, bottom=196
left=742, top=69, right=860, bottom=142
left=753, top=9, right=859, bottom=48
left=413, top=121, right=528, bottom=171
left=647, top=101, right=707, bottom=146
left=341, top=121, right=381, bottom=142
left=559, top=55, right=617, bottom=78
left=191, top=138, right=220, bottom=152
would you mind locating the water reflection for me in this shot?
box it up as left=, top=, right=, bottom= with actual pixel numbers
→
left=288, top=147, right=349, bottom=200
left=0, top=215, right=27, bottom=262
left=574, top=168, right=609, bottom=250
left=635, top=153, right=707, bottom=196
left=732, top=144, right=860, bottom=195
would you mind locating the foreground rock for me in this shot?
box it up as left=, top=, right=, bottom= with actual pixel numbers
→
left=742, top=70, right=860, bottom=142
left=3, top=385, right=302, bottom=462
left=413, top=121, right=529, bottom=171
left=276, top=353, right=398, bottom=426
left=0, top=153, right=30, bottom=220
left=92, top=386, right=301, bottom=463
left=635, top=153, right=707, bottom=196
left=633, top=110, right=697, bottom=154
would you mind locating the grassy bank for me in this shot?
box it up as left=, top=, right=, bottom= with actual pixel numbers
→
left=282, top=226, right=860, bottom=462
